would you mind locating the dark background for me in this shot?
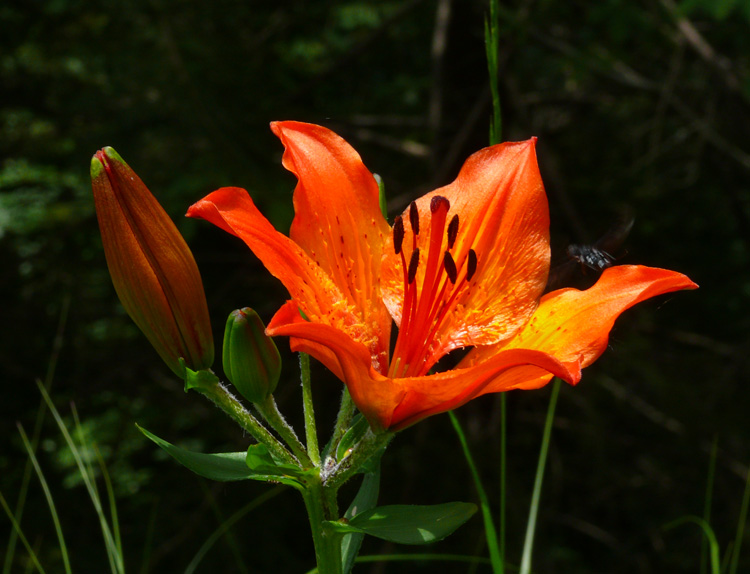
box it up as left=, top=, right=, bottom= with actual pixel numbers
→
left=2, top=0, right=749, bottom=572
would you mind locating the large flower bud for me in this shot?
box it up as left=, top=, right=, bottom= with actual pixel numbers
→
left=222, top=308, right=281, bottom=403
left=90, top=147, right=214, bottom=377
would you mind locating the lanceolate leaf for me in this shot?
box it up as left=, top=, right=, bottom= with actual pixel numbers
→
left=137, top=424, right=294, bottom=485
left=328, top=501, right=477, bottom=545
left=341, top=462, right=381, bottom=574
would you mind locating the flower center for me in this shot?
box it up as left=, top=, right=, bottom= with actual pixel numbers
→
left=388, top=196, right=477, bottom=378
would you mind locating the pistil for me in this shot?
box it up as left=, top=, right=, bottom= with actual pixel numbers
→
left=388, top=196, right=479, bottom=378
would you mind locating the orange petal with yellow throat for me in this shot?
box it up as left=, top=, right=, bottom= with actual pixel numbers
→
left=461, top=265, right=699, bottom=396
left=381, top=139, right=550, bottom=371
left=267, top=300, right=405, bottom=431
left=187, top=187, right=378, bottom=353
left=267, top=297, right=580, bottom=431
left=271, top=121, right=392, bottom=371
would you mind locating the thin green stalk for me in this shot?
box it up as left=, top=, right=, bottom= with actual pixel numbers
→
left=449, top=412, right=503, bottom=574
left=16, top=425, right=71, bottom=574
left=300, top=353, right=321, bottom=467
left=701, top=436, right=718, bottom=574
left=192, top=381, right=296, bottom=465
left=499, top=393, right=506, bottom=568
left=486, top=0, right=502, bottom=145
left=729, top=464, right=750, bottom=574
left=519, top=379, right=561, bottom=574
left=256, top=395, right=312, bottom=467
left=0, top=490, right=47, bottom=574
left=322, top=388, right=356, bottom=463
left=4, top=293, right=70, bottom=574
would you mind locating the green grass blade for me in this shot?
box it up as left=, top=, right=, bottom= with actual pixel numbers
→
left=0, top=489, right=48, bottom=574
left=199, top=480, right=249, bottom=574
left=95, top=444, right=123, bottom=565
left=138, top=501, right=159, bottom=574
left=729, top=464, right=750, bottom=574
left=485, top=0, right=502, bottom=144
left=519, top=379, right=561, bottom=574
left=702, top=436, right=719, bottom=574
left=183, top=485, right=286, bottom=574
left=449, top=411, right=503, bottom=573
left=35, top=381, right=123, bottom=574
left=3, top=293, right=70, bottom=574
left=16, top=424, right=71, bottom=574
left=664, top=516, right=720, bottom=574
left=499, top=393, right=507, bottom=568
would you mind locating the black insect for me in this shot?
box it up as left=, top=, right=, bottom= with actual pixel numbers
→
left=545, top=211, right=634, bottom=293
left=566, top=243, right=615, bottom=271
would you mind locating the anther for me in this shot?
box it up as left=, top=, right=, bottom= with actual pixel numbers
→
left=393, top=216, right=405, bottom=255
left=447, top=215, right=459, bottom=249
left=409, top=201, right=419, bottom=235
left=443, top=251, right=457, bottom=283
left=430, top=195, right=450, bottom=214
left=407, top=248, right=420, bottom=284
left=467, top=249, right=478, bottom=281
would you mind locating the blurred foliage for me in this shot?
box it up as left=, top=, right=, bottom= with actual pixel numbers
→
left=1, top=0, right=750, bottom=572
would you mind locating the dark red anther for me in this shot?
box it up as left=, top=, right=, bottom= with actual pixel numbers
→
left=467, top=249, right=478, bottom=281
left=447, top=215, right=459, bottom=249
left=407, top=248, right=420, bottom=284
left=409, top=201, right=419, bottom=235
left=393, top=216, right=405, bottom=255
left=443, top=251, right=457, bottom=283
left=430, top=195, right=450, bottom=214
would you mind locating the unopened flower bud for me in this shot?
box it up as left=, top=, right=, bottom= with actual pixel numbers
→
left=222, top=308, right=281, bottom=403
left=90, top=147, right=214, bottom=378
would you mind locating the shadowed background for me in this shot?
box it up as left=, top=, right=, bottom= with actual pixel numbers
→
left=1, top=0, right=749, bottom=572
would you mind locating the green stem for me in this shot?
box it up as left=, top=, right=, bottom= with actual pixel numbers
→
left=302, top=475, right=343, bottom=574
left=326, top=430, right=394, bottom=491
left=499, top=393, right=506, bottom=568
left=519, top=379, right=561, bottom=574
left=300, top=353, right=321, bottom=467
left=449, top=411, right=503, bottom=574
left=194, top=381, right=295, bottom=465
left=257, top=395, right=312, bottom=467
left=322, top=387, right=356, bottom=463
left=486, top=0, right=502, bottom=145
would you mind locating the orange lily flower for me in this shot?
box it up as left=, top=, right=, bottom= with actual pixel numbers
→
left=187, top=122, right=696, bottom=431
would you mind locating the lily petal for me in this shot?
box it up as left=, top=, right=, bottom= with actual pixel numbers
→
left=187, top=187, right=380, bottom=357
left=272, top=121, right=393, bottom=370
left=461, top=265, right=698, bottom=395
left=381, top=139, right=549, bottom=371
left=267, top=297, right=580, bottom=431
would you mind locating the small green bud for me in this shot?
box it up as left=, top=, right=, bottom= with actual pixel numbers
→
left=222, top=308, right=281, bottom=403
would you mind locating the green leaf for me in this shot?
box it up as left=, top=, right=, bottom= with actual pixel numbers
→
left=182, top=363, right=220, bottom=393
left=137, top=424, right=258, bottom=481
left=245, top=444, right=314, bottom=486
left=328, top=502, right=477, bottom=545
left=341, top=462, right=381, bottom=574
left=336, top=414, right=370, bottom=462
